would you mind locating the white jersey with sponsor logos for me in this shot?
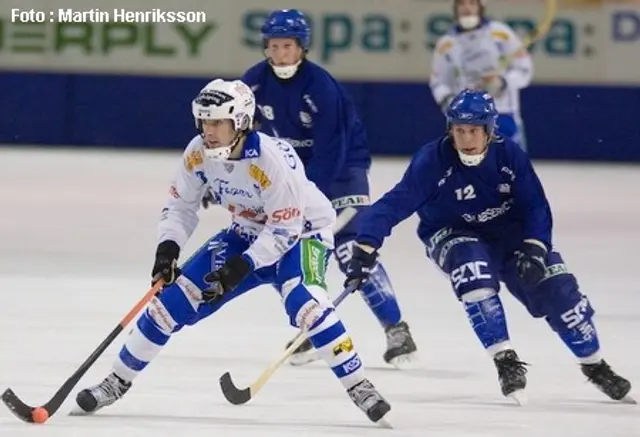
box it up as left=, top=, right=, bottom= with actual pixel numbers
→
left=430, top=20, right=533, bottom=115
left=158, top=131, right=336, bottom=270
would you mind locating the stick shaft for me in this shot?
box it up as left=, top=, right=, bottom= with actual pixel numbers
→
left=220, top=283, right=357, bottom=405
left=1, top=280, right=163, bottom=422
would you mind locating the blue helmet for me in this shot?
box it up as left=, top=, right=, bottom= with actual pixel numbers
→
left=446, top=89, right=498, bottom=135
left=261, top=9, right=311, bottom=50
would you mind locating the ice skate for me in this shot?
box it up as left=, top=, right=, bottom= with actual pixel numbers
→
left=383, top=321, right=419, bottom=369
left=494, top=349, right=528, bottom=405
left=581, top=360, right=635, bottom=403
left=286, top=336, right=321, bottom=366
left=72, top=373, right=132, bottom=414
left=347, top=378, right=392, bottom=427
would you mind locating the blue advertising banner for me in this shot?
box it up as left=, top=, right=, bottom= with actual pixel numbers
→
left=1, top=0, right=639, bottom=160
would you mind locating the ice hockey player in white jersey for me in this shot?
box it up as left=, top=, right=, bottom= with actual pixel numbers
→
left=430, top=0, right=533, bottom=149
left=73, top=79, right=391, bottom=424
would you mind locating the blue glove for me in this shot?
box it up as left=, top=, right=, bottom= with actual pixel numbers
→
left=515, top=240, right=547, bottom=286
left=344, top=244, right=378, bottom=290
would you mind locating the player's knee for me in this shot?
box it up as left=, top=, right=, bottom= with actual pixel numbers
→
left=281, top=277, right=301, bottom=300
left=145, top=294, right=180, bottom=336
left=427, top=228, right=471, bottom=264
left=530, top=263, right=594, bottom=332
left=427, top=231, right=490, bottom=280
left=148, top=281, right=202, bottom=331
left=295, top=298, right=332, bottom=332
left=449, top=259, right=497, bottom=298
left=283, top=282, right=332, bottom=330
left=460, top=287, right=497, bottom=303
left=175, top=275, right=204, bottom=311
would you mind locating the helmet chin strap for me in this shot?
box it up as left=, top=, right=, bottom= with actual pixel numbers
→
left=203, top=130, right=245, bottom=161
left=457, top=136, right=490, bottom=167
left=458, top=148, right=488, bottom=166
left=458, top=15, right=480, bottom=30
left=270, top=60, right=302, bottom=79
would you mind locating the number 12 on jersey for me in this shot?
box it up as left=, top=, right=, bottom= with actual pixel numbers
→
left=455, top=184, right=476, bottom=201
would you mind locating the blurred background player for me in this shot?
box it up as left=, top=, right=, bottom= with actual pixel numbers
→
left=74, top=79, right=391, bottom=424
left=238, top=9, right=418, bottom=368
left=345, top=89, right=633, bottom=404
left=429, top=0, right=532, bottom=149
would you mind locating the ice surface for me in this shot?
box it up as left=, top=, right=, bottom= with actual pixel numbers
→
left=1, top=147, right=638, bottom=436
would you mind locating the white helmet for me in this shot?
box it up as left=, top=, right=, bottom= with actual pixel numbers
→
left=192, top=79, right=256, bottom=160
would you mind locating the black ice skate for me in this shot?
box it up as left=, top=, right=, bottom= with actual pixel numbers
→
left=73, top=373, right=132, bottom=414
left=581, top=360, right=635, bottom=403
left=494, top=349, right=528, bottom=405
left=286, top=336, right=321, bottom=366
left=383, top=321, right=419, bottom=369
left=347, top=379, right=392, bottom=427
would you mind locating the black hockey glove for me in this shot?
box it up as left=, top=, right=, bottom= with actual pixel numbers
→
left=515, top=240, right=548, bottom=286
left=201, top=188, right=218, bottom=209
left=152, top=240, right=181, bottom=286
left=344, top=243, right=379, bottom=291
left=202, top=255, right=252, bottom=303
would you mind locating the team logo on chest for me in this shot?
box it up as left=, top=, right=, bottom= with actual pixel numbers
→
left=300, top=111, right=312, bottom=128
left=303, top=94, right=318, bottom=113
left=258, top=104, right=275, bottom=120
left=437, top=167, right=454, bottom=187
left=213, top=178, right=254, bottom=199
left=498, top=183, right=511, bottom=194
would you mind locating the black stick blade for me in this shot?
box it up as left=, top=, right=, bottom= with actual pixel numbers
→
left=219, top=372, right=251, bottom=405
left=2, top=388, right=36, bottom=423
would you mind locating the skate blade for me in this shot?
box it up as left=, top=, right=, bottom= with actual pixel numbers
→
left=288, top=350, right=321, bottom=366
left=507, top=389, right=528, bottom=406
left=376, top=417, right=393, bottom=429
left=388, top=352, right=420, bottom=370
left=620, top=395, right=637, bottom=405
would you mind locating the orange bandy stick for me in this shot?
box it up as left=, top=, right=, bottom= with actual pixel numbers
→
left=2, top=280, right=164, bottom=423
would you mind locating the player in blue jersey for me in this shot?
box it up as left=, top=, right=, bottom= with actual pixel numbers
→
left=234, top=9, right=418, bottom=368
left=345, top=89, right=633, bottom=404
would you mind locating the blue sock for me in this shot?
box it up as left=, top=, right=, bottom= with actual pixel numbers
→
left=360, top=262, right=402, bottom=327
left=464, top=294, right=510, bottom=349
